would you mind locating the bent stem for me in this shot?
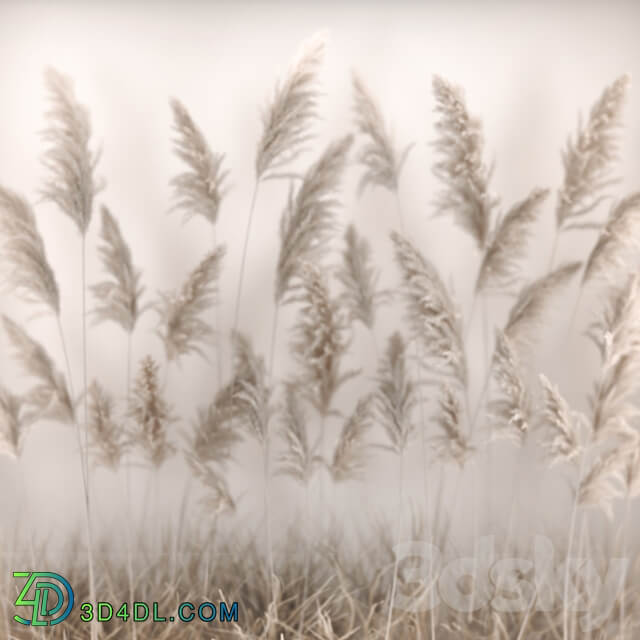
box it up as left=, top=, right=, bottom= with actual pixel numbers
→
left=384, top=449, right=405, bottom=640
left=232, top=180, right=260, bottom=331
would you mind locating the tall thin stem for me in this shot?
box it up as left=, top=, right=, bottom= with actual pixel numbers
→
left=618, top=492, right=631, bottom=640
left=213, top=226, right=223, bottom=388
left=203, top=516, right=218, bottom=595
left=298, top=481, right=312, bottom=638
left=394, top=191, right=406, bottom=235
left=548, top=227, right=560, bottom=273
left=468, top=461, right=480, bottom=621
left=262, top=301, right=281, bottom=599
left=413, top=342, right=435, bottom=638
left=263, top=434, right=274, bottom=587
left=233, top=180, right=260, bottom=330
left=501, top=446, right=526, bottom=557
left=124, top=331, right=136, bottom=640
left=81, top=234, right=98, bottom=640
left=564, top=285, right=584, bottom=344
left=385, top=450, right=405, bottom=640
left=563, top=452, right=586, bottom=640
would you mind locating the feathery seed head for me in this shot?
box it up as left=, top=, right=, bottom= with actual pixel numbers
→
left=156, top=246, right=225, bottom=362
left=87, top=381, right=126, bottom=470
left=170, top=98, right=229, bottom=225
left=503, top=261, right=581, bottom=355
left=476, top=187, right=549, bottom=294
left=256, top=32, right=326, bottom=180
left=0, top=387, right=28, bottom=459
left=432, top=74, right=498, bottom=249
left=538, top=374, right=583, bottom=466
left=556, top=74, right=631, bottom=229
left=489, top=331, right=531, bottom=446
left=587, top=274, right=640, bottom=442
left=431, top=384, right=475, bottom=468
left=128, top=355, right=175, bottom=468
left=186, top=400, right=243, bottom=469
left=91, top=206, right=146, bottom=333
left=578, top=448, right=629, bottom=520
left=352, top=72, right=412, bottom=195
left=41, top=67, right=102, bottom=235
left=582, top=192, right=640, bottom=287
left=330, top=394, right=373, bottom=483
left=375, top=332, right=416, bottom=455
left=228, top=331, right=272, bottom=444
left=276, top=135, right=352, bottom=302
left=0, top=186, right=60, bottom=315
left=288, top=262, right=355, bottom=417
left=2, top=314, right=74, bottom=425
left=277, top=384, right=319, bottom=485
left=391, top=231, right=467, bottom=386
left=336, top=224, right=387, bottom=329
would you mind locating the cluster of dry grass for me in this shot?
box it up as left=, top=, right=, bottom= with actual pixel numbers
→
left=1, top=32, right=639, bottom=640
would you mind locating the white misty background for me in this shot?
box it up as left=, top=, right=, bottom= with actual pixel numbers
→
left=1, top=0, right=640, bottom=552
